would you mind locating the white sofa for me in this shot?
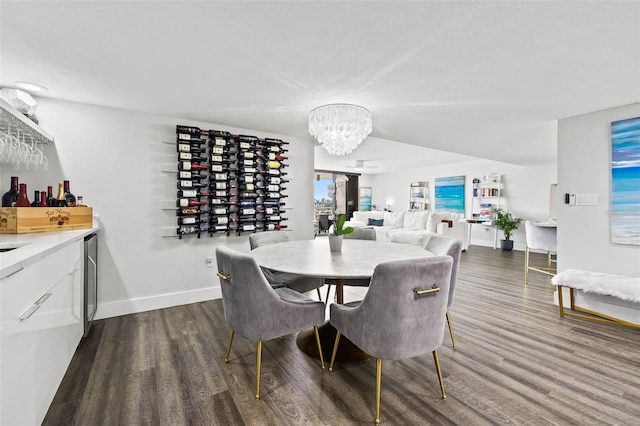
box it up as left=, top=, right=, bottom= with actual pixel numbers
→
left=345, top=210, right=468, bottom=250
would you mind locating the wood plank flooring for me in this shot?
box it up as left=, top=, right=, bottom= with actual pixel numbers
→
left=43, top=246, right=640, bottom=425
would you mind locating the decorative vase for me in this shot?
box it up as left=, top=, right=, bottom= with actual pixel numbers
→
left=500, top=240, right=514, bottom=251
left=329, top=235, right=343, bottom=252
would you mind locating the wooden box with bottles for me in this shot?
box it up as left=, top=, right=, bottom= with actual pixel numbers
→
left=0, top=206, right=93, bottom=234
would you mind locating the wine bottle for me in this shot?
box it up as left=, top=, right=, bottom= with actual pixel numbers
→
left=267, top=184, right=283, bottom=192
left=177, top=207, right=200, bottom=215
left=1, top=176, right=19, bottom=207
left=179, top=162, right=207, bottom=171
left=210, top=146, right=225, bottom=155
left=177, top=189, right=209, bottom=198
left=213, top=182, right=227, bottom=190
left=263, top=138, right=289, bottom=146
left=210, top=173, right=229, bottom=181
left=176, top=199, right=207, bottom=207
left=239, top=224, right=256, bottom=232
left=265, top=215, right=282, bottom=221
left=178, top=180, right=207, bottom=189
left=39, top=191, right=48, bottom=207
left=177, top=226, right=202, bottom=235
left=269, top=177, right=288, bottom=185
left=15, top=183, right=31, bottom=207
left=210, top=217, right=229, bottom=225
left=176, top=125, right=201, bottom=136
left=31, top=190, right=41, bottom=207
left=210, top=137, right=227, bottom=147
left=178, top=152, right=207, bottom=162
left=63, top=180, right=77, bottom=207
left=238, top=151, right=256, bottom=159
left=211, top=207, right=227, bottom=215
left=239, top=183, right=255, bottom=191
left=177, top=143, right=205, bottom=153
left=210, top=155, right=233, bottom=164
left=213, top=190, right=227, bottom=198
left=47, top=185, right=56, bottom=207
left=178, top=171, right=205, bottom=180
left=209, top=198, right=229, bottom=205
left=177, top=217, right=206, bottom=226
left=265, top=224, right=288, bottom=231
left=55, top=183, right=68, bottom=207
left=268, top=153, right=288, bottom=161
left=210, top=224, right=228, bottom=232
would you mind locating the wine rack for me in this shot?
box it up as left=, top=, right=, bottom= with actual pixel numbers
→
left=175, top=125, right=289, bottom=238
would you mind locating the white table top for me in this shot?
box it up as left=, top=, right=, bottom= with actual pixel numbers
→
left=250, top=238, right=433, bottom=279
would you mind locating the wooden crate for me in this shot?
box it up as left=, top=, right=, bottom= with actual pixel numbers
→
left=0, top=206, right=93, bottom=234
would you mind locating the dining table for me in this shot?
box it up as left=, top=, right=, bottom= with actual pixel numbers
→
left=250, top=237, right=434, bottom=363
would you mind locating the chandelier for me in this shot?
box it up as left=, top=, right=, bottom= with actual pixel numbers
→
left=308, top=104, right=372, bottom=156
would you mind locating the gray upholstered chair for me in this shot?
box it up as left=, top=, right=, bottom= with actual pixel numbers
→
left=249, top=231, right=325, bottom=299
left=329, top=256, right=453, bottom=424
left=524, top=221, right=557, bottom=285
left=425, top=235, right=463, bottom=348
left=324, top=227, right=377, bottom=303
left=215, top=246, right=325, bottom=399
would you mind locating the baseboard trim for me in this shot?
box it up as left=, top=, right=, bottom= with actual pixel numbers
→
left=95, top=286, right=222, bottom=320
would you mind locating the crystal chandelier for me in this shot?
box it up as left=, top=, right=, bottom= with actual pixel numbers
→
left=308, top=104, right=372, bottom=156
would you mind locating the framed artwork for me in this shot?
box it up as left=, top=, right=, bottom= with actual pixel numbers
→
left=434, top=176, right=465, bottom=214
left=359, top=187, right=372, bottom=211
left=611, top=116, right=640, bottom=246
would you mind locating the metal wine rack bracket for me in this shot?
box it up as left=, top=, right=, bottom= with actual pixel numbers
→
left=0, top=98, right=54, bottom=145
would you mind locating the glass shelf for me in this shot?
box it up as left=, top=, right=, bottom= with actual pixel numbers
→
left=0, top=98, right=54, bottom=145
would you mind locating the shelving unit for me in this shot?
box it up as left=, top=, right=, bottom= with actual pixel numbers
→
left=0, top=98, right=54, bottom=145
left=409, top=181, right=428, bottom=210
left=469, top=175, right=502, bottom=249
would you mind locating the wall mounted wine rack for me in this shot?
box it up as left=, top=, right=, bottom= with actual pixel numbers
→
left=175, top=125, right=288, bottom=238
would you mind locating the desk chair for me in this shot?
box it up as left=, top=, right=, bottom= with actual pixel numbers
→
left=329, top=256, right=453, bottom=424
left=215, top=246, right=325, bottom=399
left=524, top=221, right=557, bottom=285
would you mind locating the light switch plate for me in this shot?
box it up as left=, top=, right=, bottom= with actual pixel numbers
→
left=576, top=193, right=598, bottom=206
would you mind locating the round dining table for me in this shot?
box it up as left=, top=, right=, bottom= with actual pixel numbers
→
left=250, top=238, right=434, bottom=362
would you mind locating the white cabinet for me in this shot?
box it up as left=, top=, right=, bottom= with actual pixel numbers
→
left=1, top=239, right=83, bottom=426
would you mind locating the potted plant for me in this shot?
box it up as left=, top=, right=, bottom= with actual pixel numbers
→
left=328, top=214, right=354, bottom=252
left=491, top=208, right=522, bottom=251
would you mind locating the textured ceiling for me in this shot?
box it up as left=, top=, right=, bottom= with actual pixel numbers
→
left=2, top=1, right=639, bottom=174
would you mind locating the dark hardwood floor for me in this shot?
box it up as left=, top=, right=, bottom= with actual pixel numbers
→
left=43, top=246, right=640, bottom=425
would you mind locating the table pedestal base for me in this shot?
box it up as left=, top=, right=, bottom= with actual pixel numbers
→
left=296, top=321, right=371, bottom=364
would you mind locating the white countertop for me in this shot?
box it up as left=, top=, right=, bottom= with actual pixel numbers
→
left=0, top=218, right=100, bottom=279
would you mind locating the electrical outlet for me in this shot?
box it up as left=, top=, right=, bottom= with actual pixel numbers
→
left=205, top=257, right=215, bottom=268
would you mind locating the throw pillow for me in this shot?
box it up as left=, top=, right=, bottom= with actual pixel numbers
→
left=368, top=218, right=384, bottom=226
left=427, top=212, right=451, bottom=233
left=403, top=210, right=430, bottom=229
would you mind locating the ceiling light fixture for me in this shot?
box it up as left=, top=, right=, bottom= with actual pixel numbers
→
left=309, top=103, right=372, bottom=156
left=14, top=81, right=48, bottom=93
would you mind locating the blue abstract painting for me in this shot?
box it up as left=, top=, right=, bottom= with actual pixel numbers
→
left=611, top=117, right=640, bottom=246
left=435, top=176, right=465, bottom=214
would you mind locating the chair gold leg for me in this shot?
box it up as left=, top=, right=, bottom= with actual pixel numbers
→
left=445, top=308, right=456, bottom=349
left=329, top=330, right=341, bottom=371
left=524, top=247, right=529, bottom=285
left=433, top=350, right=446, bottom=399
left=314, top=325, right=325, bottom=370
left=375, top=358, right=382, bottom=424
left=256, top=340, right=263, bottom=399
left=224, top=329, right=235, bottom=363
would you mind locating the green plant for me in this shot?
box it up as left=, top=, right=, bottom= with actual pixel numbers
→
left=491, top=208, right=522, bottom=241
left=331, top=214, right=354, bottom=236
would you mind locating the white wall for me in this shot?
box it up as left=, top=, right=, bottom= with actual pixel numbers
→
left=360, top=160, right=557, bottom=250
left=557, top=103, right=640, bottom=276
left=1, top=98, right=315, bottom=319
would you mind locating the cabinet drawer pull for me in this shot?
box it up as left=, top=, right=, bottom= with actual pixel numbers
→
left=2, top=266, right=24, bottom=279
left=35, top=292, right=52, bottom=305
left=18, top=304, right=41, bottom=321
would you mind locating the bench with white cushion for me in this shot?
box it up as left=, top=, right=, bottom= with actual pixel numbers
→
left=552, top=269, right=640, bottom=329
